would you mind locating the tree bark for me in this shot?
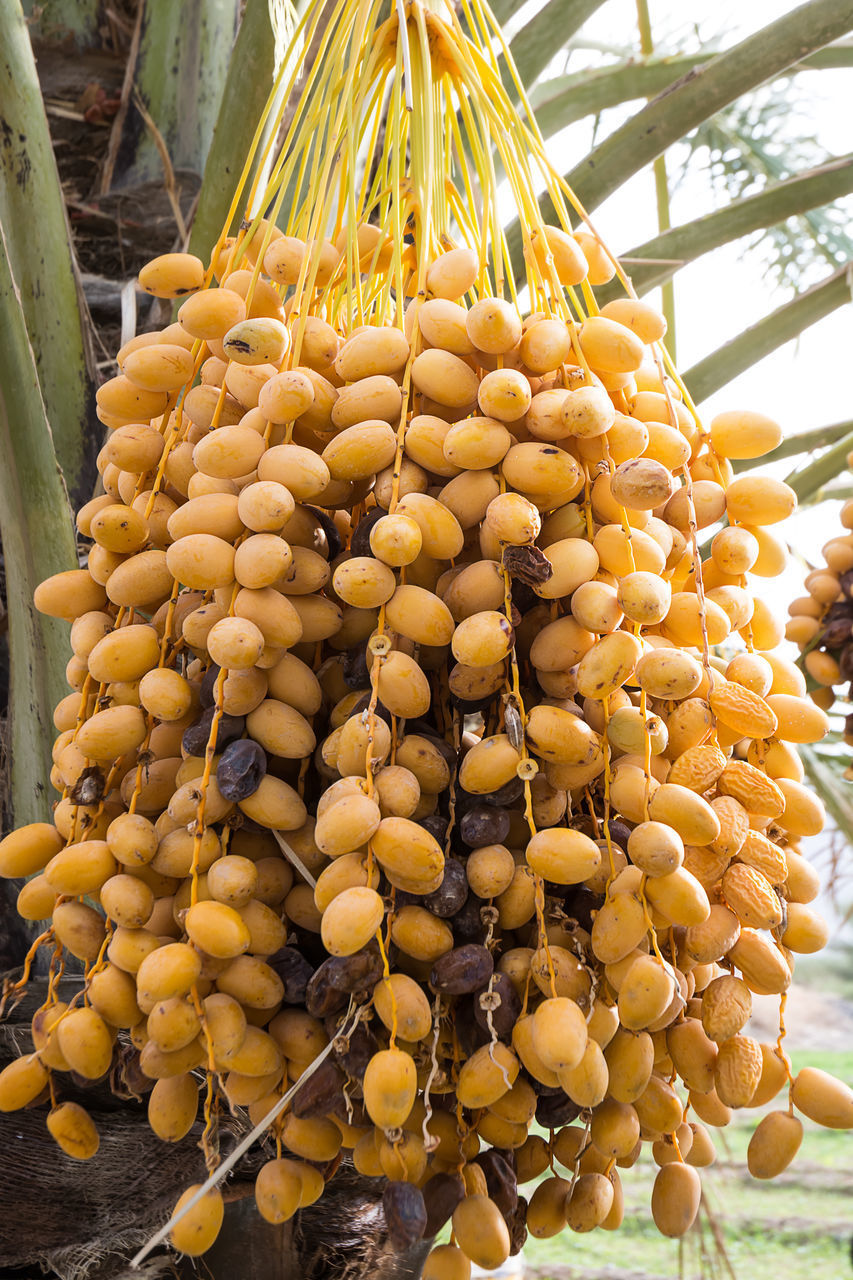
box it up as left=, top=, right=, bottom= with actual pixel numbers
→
left=0, top=975, right=433, bottom=1280
left=0, top=0, right=99, bottom=511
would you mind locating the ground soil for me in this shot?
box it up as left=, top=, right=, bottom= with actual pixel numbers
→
left=748, top=982, right=853, bottom=1050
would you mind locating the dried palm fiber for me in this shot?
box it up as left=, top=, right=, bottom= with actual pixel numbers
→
left=0, top=974, right=429, bottom=1280
left=0, top=974, right=209, bottom=1280
left=1, top=0, right=850, bottom=1273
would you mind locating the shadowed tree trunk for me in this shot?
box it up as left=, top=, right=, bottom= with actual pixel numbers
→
left=0, top=973, right=434, bottom=1280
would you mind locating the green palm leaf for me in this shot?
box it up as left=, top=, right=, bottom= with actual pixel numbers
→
left=683, top=264, right=852, bottom=402
left=602, top=155, right=853, bottom=298
left=530, top=42, right=853, bottom=136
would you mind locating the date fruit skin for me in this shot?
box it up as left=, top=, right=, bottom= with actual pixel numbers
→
left=291, top=1058, right=346, bottom=1119
left=503, top=542, right=554, bottom=586
left=349, top=506, right=385, bottom=557
left=342, top=645, right=370, bottom=689
left=306, top=966, right=348, bottom=1018
left=454, top=997, right=492, bottom=1057
left=452, top=894, right=489, bottom=944
left=460, top=804, right=511, bottom=848
left=383, top=1180, right=428, bottom=1252
left=423, top=859, right=468, bottom=918
left=475, top=1149, right=518, bottom=1216
left=420, top=814, right=448, bottom=843
left=216, top=738, right=267, bottom=801
left=183, top=705, right=245, bottom=755
left=562, top=885, right=602, bottom=932
left=507, top=1193, right=529, bottom=1256
left=304, top=504, right=342, bottom=560
left=483, top=775, right=525, bottom=807
left=535, top=1089, right=582, bottom=1129
left=430, top=943, right=494, bottom=995
left=422, top=1172, right=465, bottom=1237
left=473, top=971, right=521, bottom=1042
left=306, top=946, right=385, bottom=1015
left=267, top=947, right=314, bottom=1004
left=330, top=1021, right=378, bottom=1081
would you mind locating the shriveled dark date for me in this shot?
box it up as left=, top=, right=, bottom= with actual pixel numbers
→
left=422, top=1172, right=465, bottom=1237
left=290, top=1058, right=346, bottom=1119
left=382, top=1181, right=427, bottom=1252
left=183, top=705, right=245, bottom=755
left=216, top=739, right=266, bottom=801
left=430, top=943, right=493, bottom=995
left=423, top=859, right=468, bottom=917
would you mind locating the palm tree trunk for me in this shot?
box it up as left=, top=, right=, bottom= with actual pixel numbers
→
left=0, top=220, right=77, bottom=830
left=0, top=0, right=99, bottom=510
left=103, top=0, right=240, bottom=193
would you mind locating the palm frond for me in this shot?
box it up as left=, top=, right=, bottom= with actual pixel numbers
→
left=675, top=83, right=853, bottom=289
left=683, top=263, right=853, bottom=402
left=529, top=41, right=853, bottom=135
left=602, top=154, right=853, bottom=299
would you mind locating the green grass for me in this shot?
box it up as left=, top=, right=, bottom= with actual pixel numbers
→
left=520, top=1050, right=853, bottom=1280
left=787, top=1049, right=853, bottom=1080
left=792, top=946, right=853, bottom=1000
left=525, top=1228, right=847, bottom=1280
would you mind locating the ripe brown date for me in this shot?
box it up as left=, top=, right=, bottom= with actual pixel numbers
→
left=422, top=1172, right=465, bottom=1237
left=216, top=738, right=266, bottom=801
left=430, top=943, right=493, bottom=995
left=423, top=859, right=468, bottom=917
left=383, top=1181, right=428, bottom=1253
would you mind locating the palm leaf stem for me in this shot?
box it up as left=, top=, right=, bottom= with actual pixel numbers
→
left=530, top=42, right=853, bottom=137
left=0, top=0, right=98, bottom=509
left=683, top=264, right=853, bottom=403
